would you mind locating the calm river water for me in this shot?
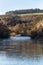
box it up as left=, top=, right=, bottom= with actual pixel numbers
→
left=0, top=36, right=43, bottom=65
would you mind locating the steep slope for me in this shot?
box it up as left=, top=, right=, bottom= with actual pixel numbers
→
left=0, top=14, right=43, bottom=37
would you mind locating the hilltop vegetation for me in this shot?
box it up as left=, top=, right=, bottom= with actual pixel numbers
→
left=6, top=9, right=43, bottom=14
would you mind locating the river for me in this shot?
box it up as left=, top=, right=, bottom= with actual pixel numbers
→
left=0, top=36, right=43, bottom=65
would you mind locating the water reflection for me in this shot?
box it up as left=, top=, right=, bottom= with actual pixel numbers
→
left=0, top=37, right=43, bottom=65
left=0, top=37, right=43, bottom=57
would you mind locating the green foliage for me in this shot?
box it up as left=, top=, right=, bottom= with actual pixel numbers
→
left=6, top=9, right=43, bottom=15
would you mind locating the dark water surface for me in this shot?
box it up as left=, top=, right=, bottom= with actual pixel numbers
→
left=0, top=37, right=43, bottom=65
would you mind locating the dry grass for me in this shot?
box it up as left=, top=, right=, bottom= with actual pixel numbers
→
left=18, top=13, right=43, bottom=16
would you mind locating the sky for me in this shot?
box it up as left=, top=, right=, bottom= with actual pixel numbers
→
left=0, top=0, right=43, bottom=14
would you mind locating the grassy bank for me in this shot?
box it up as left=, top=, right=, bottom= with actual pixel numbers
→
left=18, top=13, right=43, bottom=16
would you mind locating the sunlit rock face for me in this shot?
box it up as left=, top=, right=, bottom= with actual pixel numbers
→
left=0, top=14, right=43, bottom=37
left=30, top=16, right=43, bottom=39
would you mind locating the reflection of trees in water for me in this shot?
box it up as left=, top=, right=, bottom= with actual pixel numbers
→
left=0, top=39, right=43, bottom=58
left=1, top=39, right=43, bottom=57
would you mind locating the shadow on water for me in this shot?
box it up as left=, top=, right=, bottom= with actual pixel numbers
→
left=0, top=37, right=43, bottom=59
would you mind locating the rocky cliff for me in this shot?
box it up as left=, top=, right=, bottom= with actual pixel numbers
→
left=0, top=14, right=43, bottom=38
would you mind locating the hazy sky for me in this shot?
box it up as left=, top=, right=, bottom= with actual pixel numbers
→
left=0, top=0, right=43, bottom=14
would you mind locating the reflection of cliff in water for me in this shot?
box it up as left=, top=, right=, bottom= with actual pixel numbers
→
left=0, top=39, right=43, bottom=57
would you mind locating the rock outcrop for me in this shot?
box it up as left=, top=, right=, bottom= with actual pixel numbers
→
left=0, top=14, right=43, bottom=38
left=0, top=23, right=10, bottom=38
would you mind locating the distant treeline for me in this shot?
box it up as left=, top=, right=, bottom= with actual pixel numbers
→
left=6, top=9, right=43, bottom=14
